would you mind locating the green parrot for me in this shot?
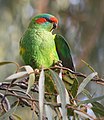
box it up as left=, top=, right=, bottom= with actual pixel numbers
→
left=20, top=13, right=78, bottom=100
left=20, top=13, right=75, bottom=71
left=20, top=13, right=78, bottom=116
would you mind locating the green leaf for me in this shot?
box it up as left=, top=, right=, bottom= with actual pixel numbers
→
left=82, top=89, right=92, bottom=99
left=23, top=66, right=35, bottom=94
left=50, top=70, right=68, bottom=120
left=12, top=114, right=22, bottom=120
left=45, top=105, right=53, bottom=120
left=0, top=61, right=19, bottom=70
left=0, top=101, right=18, bottom=120
left=6, top=71, right=28, bottom=80
left=92, top=102, right=104, bottom=117
left=78, top=95, right=104, bottom=105
left=74, top=110, right=95, bottom=119
left=81, top=60, right=95, bottom=72
left=71, top=75, right=79, bottom=98
left=59, top=69, right=62, bottom=80
left=39, top=68, right=45, bottom=120
left=77, top=72, right=97, bottom=95
left=0, top=61, right=19, bottom=66
left=26, top=73, right=35, bottom=94
left=23, top=65, right=34, bottom=74
left=59, top=69, right=70, bottom=104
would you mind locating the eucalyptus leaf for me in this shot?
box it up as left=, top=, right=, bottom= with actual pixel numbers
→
left=23, top=66, right=35, bottom=94
left=39, top=68, right=45, bottom=120
left=0, top=102, right=18, bottom=120
left=50, top=69, right=68, bottom=120
left=26, top=73, right=35, bottom=94
left=59, top=69, right=70, bottom=104
left=0, top=61, right=19, bottom=68
left=74, top=110, right=95, bottom=119
left=77, top=72, right=97, bottom=95
left=81, top=60, right=95, bottom=72
left=12, top=114, right=22, bottom=120
left=45, top=105, right=53, bottom=120
left=82, top=89, right=92, bottom=99
left=6, top=71, right=28, bottom=80
left=78, top=95, right=104, bottom=105
left=92, top=102, right=104, bottom=117
left=23, top=65, right=34, bottom=74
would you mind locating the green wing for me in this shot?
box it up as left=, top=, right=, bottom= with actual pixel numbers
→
left=54, top=34, right=75, bottom=71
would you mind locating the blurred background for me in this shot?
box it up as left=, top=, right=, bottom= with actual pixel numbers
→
left=0, top=0, right=104, bottom=119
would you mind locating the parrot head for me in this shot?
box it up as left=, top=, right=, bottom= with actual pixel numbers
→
left=29, top=13, right=58, bottom=31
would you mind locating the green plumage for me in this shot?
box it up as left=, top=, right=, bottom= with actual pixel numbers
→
left=20, top=13, right=74, bottom=70
left=20, top=28, right=59, bottom=68
left=19, top=13, right=77, bottom=94
left=20, top=13, right=78, bottom=116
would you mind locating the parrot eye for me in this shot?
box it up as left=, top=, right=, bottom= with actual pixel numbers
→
left=44, top=17, right=53, bottom=23
left=43, top=17, right=58, bottom=24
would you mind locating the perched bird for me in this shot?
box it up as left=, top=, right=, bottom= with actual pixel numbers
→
left=20, top=14, right=78, bottom=116
left=19, top=13, right=75, bottom=71
left=20, top=13, right=78, bottom=100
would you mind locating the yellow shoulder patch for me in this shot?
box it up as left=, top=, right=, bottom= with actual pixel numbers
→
left=20, top=47, right=26, bottom=55
left=53, top=34, right=56, bottom=40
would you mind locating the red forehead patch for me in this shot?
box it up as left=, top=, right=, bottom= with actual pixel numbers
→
left=50, top=17, right=58, bottom=23
left=35, top=18, right=47, bottom=24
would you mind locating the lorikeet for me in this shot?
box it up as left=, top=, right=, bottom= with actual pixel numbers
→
left=20, top=13, right=78, bottom=99
left=19, top=13, right=75, bottom=71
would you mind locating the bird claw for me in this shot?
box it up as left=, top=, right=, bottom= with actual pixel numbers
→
left=53, top=60, right=63, bottom=67
left=34, top=69, right=40, bottom=74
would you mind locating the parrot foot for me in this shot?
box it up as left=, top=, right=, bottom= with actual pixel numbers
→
left=34, top=69, right=40, bottom=74
left=53, top=60, right=63, bottom=67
